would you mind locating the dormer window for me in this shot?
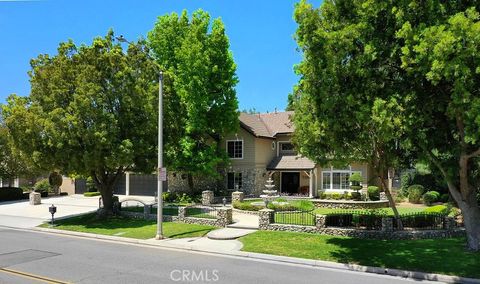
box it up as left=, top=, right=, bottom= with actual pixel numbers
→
left=279, top=142, right=296, bottom=155
left=227, top=140, right=243, bottom=159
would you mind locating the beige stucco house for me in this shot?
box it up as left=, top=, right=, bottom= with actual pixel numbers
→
left=223, top=111, right=371, bottom=197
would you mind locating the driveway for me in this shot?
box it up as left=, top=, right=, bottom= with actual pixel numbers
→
left=0, top=194, right=154, bottom=228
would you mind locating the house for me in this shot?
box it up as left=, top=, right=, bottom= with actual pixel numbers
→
left=221, top=111, right=371, bottom=197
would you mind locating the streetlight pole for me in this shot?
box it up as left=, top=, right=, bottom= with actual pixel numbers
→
left=115, top=35, right=163, bottom=239
left=156, top=71, right=164, bottom=240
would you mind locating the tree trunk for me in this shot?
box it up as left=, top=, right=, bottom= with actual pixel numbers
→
left=187, top=174, right=194, bottom=193
left=92, top=169, right=122, bottom=217
left=379, top=175, right=403, bottom=229
left=460, top=199, right=480, bottom=251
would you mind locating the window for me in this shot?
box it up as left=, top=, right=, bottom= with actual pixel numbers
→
left=227, top=140, right=243, bottom=159
left=227, top=172, right=242, bottom=190
left=322, top=167, right=361, bottom=190
left=279, top=142, right=296, bottom=155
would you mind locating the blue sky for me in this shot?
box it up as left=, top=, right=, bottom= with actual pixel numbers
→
left=0, top=0, right=321, bottom=112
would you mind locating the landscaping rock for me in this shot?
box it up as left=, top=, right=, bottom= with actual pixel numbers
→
left=29, top=192, right=41, bottom=205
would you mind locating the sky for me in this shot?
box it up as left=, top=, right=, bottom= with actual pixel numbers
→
left=0, top=0, right=321, bottom=113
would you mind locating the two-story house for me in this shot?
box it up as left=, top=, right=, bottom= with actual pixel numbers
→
left=223, top=111, right=371, bottom=197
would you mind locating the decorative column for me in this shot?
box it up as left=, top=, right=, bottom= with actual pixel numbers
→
left=259, top=208, right=274, bottom=230
left=125, top=172, right=130, bottom=196
left=178, top=206, right=186, bottom=221
left=217, top=207, right=233, bottom=227
left=202, top=190, right=214, bottom=206
left=309, top=169, right=314, bottom=197
left=29, top=192, right=41, bottom=205
left=232, top=191, right=244, bottom=203
left=315, top=214, right=326, bottom=230
left=381, top=217, right=394, bottom=232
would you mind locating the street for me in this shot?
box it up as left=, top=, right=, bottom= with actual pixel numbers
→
left=0, top=227, right=438, bottom=284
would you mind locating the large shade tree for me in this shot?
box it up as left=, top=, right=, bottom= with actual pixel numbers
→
left=3, top=31, right=158, bottom=215
left=292, top=0, right=480, bottom=250
left=147, top=10, right=239, bottom=192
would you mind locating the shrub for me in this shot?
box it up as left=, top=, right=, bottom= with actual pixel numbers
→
left=408, top=184, right=425, bottom=203
left=394, top=191, right=406, bottom=204
left=48, top=172, right=63, bottom=195
left=367, top=186, right=380, bottom=201
left=233, top=201, right=262, bottom=211
left=0, top=187, right=24, bottom=201
left=34, top=179, right=51, bottom=193
left=424, top=204, right=450, bottom=215
left=423, top=191, right=440, bottom=206
left=275, top=197, right=288, bottom=203
left=320, top=192, right=327, bottom=199
left=439, top=193, right=450, bottom=203
left=84, top=191, right=101, bottom=197
left=331, top=193, right=342, bottom=200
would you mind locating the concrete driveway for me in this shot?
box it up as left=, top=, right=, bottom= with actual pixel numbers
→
left=0, top=194, right=154, bottom=229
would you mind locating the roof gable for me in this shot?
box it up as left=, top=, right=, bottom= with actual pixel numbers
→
left=239, top=111, right=294, bottom=138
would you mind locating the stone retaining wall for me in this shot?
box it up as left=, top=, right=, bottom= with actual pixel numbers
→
left=119, top=206, right=232, bottom=227
left=258, top=209, right=465, bottom=240
left=312, top=199, right=389, bottom=209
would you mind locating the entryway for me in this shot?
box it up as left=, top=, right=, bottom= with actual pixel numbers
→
left=281, top=172, right=300, bottom=194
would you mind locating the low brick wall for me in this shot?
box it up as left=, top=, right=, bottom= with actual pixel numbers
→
left=258, top=209, right=465, bottom=240
left=312, top=199, right=389, bottom=209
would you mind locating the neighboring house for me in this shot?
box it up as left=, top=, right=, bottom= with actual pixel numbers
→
left=221, top=111, right=372, bottom=197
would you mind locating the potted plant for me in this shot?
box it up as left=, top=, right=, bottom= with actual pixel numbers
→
left=349, top=172, right=363, bottom=200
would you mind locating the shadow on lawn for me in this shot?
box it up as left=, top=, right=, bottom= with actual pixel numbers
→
left=168, top=228, right=213, bottom=238
left=325, top=237, right=479, bottom=278
left=56, top=213, right=155, bottom=230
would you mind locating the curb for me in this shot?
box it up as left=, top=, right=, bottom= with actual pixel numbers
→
left=26, top=227, right=480, bottom=284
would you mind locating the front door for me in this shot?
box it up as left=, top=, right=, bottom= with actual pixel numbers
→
left=281, top=172, right=300, bottom=194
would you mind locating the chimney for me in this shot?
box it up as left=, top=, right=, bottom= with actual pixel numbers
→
left=274, top=107, right=277, bottom=114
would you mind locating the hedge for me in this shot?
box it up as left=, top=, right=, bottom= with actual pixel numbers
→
left=0, top=187, right=24, bottom=201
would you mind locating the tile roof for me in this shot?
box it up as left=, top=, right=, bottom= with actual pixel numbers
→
left=239, top=111, right=294, bottom=138
left=267, top=155, right=315, bottom=170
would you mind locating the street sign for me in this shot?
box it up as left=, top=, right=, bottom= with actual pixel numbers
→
left=159, top=167, right=167, bottom=181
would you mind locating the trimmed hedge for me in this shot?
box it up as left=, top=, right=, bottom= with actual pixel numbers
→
left=423, top=191, right=440, bottom=206
left=84, top=191, right=101, bottom=197
left=233, top=201, right=263, bottom=211
left=0, top=187, right=24, bottom=201
left=367, top=186, right=380, bottom=201
left=408, top=184, right=425, bottom=203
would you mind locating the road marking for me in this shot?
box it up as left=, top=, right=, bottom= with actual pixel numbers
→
left=0, top=268, right=70, bottom=284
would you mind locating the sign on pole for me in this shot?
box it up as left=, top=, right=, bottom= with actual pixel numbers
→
left=159, top=167, right=167, bottom=181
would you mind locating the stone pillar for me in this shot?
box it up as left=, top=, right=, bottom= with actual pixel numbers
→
left=380, top=192, right=387, bottom=201
left=29, top=192, right=41, bottom=205
left=178, top=206, right=186, bottom=220
left=202, top=190, right=214, bottom=206
left=315, top=214, right=326, bottom=230
left=125, top=172, right=130, bottom=196
left=443, top=216, right=456, bottom=230
left=381, top=217, right=393, bottom=232
left=259, top=209, right=274, bottom=230
left=217, top=207, right=233, bottom=227
left=232, top=191, right=244, bottom=203
left=309, top=170, right=314, bottom=197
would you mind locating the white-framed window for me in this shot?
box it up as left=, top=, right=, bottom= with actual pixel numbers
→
left=227, top=172, right=242, bottom=190
left=321, top=166, right=362, bottom=190
left=226, top=140, right=243, bottom=159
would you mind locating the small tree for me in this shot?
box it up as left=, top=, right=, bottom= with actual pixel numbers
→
left=48, top=172, right=63, bottom=195
left=349, top=172, right=363, bottom=200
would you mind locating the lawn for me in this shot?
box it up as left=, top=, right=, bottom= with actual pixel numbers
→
left=240, top=231, right=479, bottom=278
left=40, top=214, right=216, bottom=239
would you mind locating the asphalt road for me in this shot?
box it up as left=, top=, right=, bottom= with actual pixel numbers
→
left=0, top=227, right=439, bottom=284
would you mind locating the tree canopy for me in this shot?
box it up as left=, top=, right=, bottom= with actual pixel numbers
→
left=147, top=10, right=239, bottom=191
left=3, top=30, right=158, bottom=213
left=292, top=0, right=480, bottom=250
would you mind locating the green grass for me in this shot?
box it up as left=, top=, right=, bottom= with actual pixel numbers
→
left=40, top=214, right=216, bottom=239
left=122, top=206, right=179, bottom=216
left=240, top=231, right=479, bottom=278
left=314, top=207, right=429, bottom=216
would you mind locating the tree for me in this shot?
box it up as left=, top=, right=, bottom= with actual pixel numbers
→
left=3, top=31, right=158, bottom=215
left=397, top=6, right=480, bottom=251
left=292, top=0, right=406, bottom=224
left=48, top=171, right=63, bottom=195
left=0, top=110, right=39, bottom=185
left=293, top=0, right=480, bottom=250
left=147, top=10, right=239, bottom=192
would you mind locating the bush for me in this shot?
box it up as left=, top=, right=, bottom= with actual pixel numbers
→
left=320, top=192, right=327, bottom=199
left=394, top=191, right=406, bottom=204
left=367, top=186, right=380, bottom=201
left=424, top=204, right=450, bottom=215
left=408, top=184, right=425, bottom=203
left=84, top=191, right=101, bottom=197
left=331, top=193, right=342, bottom=200
left=0, top=187, right=24, bottom=201
left=423, top=191, right=440, bottom=205
left=233, top=201, right=263, bottom=211
left=439, top=193, right=450, bottom=203
left=34, top=179, right=52, bottom=193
